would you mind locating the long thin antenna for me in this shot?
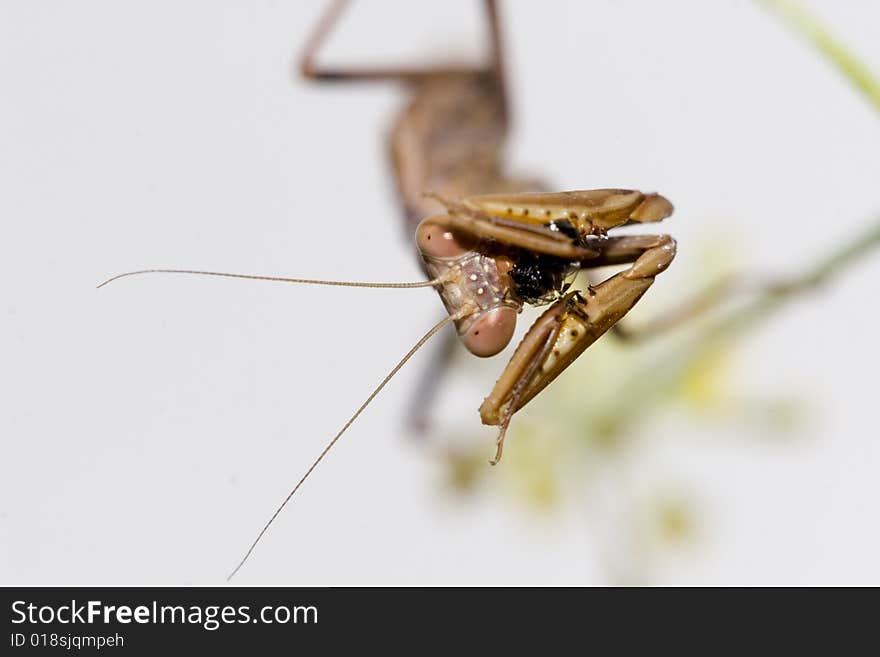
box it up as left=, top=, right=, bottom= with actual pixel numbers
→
left=97, top=268, right=445, bottom=290
left=226, top=306, right=473, bottom=581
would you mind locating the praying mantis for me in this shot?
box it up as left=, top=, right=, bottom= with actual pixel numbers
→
left=100, top=0, right=681, bottom=578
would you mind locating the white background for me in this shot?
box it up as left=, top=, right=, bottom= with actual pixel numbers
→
left=1, top=1, right=879, bottom=584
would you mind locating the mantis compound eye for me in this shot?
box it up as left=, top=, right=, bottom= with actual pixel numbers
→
left=461, top=306, right=517, bottom=357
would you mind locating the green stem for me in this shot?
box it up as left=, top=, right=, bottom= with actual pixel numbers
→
left=760, top=0, right=880, bottom=112
left=712, top=217, right=880, bottom=340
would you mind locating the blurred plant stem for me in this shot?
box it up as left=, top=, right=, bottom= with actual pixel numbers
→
left=594, top=217, right=880, bottom=438
left=760, top=0, right=880, bottom=111
left=710, top=217, right=880, bottom=341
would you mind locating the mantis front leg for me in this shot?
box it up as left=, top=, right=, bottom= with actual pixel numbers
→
left=479, top=234, right=677, bottom=464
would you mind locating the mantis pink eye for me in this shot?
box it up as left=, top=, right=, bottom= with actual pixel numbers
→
left=461, top=307, right=517, bottom=357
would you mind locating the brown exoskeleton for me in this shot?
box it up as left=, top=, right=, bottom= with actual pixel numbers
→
left=98, top=1, right=677, bottom=578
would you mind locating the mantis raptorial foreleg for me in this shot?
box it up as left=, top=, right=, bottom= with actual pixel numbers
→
left=479, top=234, right=677, bottom=463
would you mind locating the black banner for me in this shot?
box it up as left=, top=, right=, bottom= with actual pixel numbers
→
left=1, top=586, right=861, bottom=652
